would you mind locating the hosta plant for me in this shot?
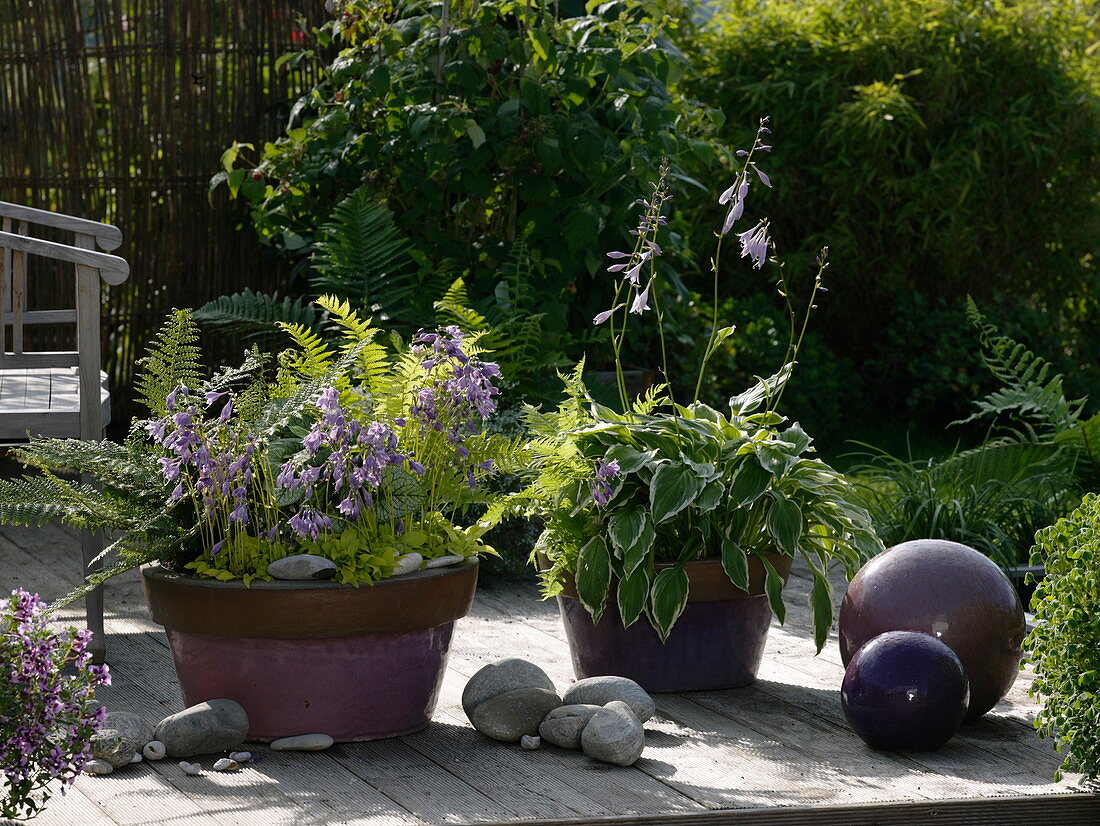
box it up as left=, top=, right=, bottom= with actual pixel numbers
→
left=502, top=120, right=883, bottom=650
left=1, top=590, right=109, bottom=820
left=0, top=296, right=521, bottom=598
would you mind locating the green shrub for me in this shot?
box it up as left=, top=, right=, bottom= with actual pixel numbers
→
left=1025, top=493, right=1100, bottom=782
left=689, top=0, right=1100, bottom=427
left=219, top=0, right=720, bottom=359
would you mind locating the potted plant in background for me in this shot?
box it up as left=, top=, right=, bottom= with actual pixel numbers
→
left=0, top=297, right=519, bottom=741
left=496, top=120, right=883, bottom=691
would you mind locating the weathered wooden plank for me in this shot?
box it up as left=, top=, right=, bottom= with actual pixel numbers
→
left=0, top=229, right=128, bottom=284
left=429, top=666, right=704, bottom=819
left=2, top=309, right=79, bottom=325
left=0, top=201, right=123, bottom=250
left=49, top=367, right=80, bottom=411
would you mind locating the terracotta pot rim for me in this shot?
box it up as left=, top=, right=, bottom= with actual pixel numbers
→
left=141, top=560, right=479, bottom=639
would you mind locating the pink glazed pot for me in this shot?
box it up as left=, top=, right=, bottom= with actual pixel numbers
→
left=141, top=561, right=478, bottom=742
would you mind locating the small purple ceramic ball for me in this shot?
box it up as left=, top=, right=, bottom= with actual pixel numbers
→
left=839, top=539, right=1025, bottom=720
left=842, top=631, right=969, bottom=751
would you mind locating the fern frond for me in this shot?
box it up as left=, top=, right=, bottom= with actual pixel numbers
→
left=135, top=310, right=204, bottom=417
left=309, top=187, right=415, bottom=320
left=194, top=289, right=319, bottom=340
left=435, top=278, right=490, bottom=332
left=961, top=297, right=1085, bottom=434
left=277, top=321, right=335, bottom=381
left=12, top=439, right=161, bottom=494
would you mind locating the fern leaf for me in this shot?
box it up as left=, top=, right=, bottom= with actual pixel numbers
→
left=309, top=187, right=415, bottom=320
left=135, top=310, right=204, bottom=417
left=961, top=297, right=1085, bottom=434
left=277, top=321, right=335, bottom=381
left=194, top=289, right=319, bottom=339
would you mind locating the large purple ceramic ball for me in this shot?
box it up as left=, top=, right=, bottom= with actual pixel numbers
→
left=839, top=539, right=1025, bottom=720
left=842, top=631, right=969, bottom=751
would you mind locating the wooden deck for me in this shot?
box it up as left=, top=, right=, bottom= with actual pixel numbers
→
left=2, top=521, right=1097, bottom=826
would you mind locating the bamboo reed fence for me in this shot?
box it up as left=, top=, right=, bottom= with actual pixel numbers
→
left=0, top=0, right=327, bottom=430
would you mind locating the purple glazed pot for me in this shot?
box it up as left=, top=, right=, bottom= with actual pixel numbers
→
left=142, top=561, right=478, bottom=742
left=553, top=554, right=792, bottom=693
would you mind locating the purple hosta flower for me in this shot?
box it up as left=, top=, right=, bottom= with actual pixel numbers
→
left=413, top=325, right=469, bottom=366
left=1, top=590, right=110, bottom=818
left=204, top=390, right=228, bottom=406
left=630, top=280, right=653, bottom=315
left=737, top=220, right=771, bottom=269
left=287, top=508, right=332, bottom=540
left=594, top=304, right=625, bottom=325
left=589, top=458, right=620, bottom=506
left=165, top=384, right=189, bottom=412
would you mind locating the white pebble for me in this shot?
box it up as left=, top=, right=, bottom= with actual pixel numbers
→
left=270, top=733, right=334, bottom=751
left=129, top=752, right=143, bottom=764
left=83, top=759, right=114, bottom=776
left=391, top=553, right=423, bottom=577
left=143, top=741, right=166, bottom=760
left=520, top=735, right=541, bottom=750
left=212, top=758, right=239, bottom=771
left=425, top=554, right=464, bottom=569
left=179, top=761, right=201, bottom=776
left=229, top=751, right=252, bottom=763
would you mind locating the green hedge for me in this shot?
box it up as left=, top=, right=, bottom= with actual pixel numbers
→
left=687, top=0, right=1100, bottom=433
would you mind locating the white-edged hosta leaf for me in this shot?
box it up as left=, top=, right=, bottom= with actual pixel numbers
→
left=649, top=566, right=690, bottom=642
left=608, top=506, right=646, bottom=554
left=696, top=481, right=725, bottom=512
left=760, top=553, right=787, bottom=625
left=622, top=517, right=655, bottom=575
left=616, top=564, right=651, bottom=629
left=603, top=443, right=655, bottom=474
left=720, top=535, right=749, bottom=591
left=576, top=536, right=611, bottom=623
left=729, top=457, right=771, bottom=506
left=808, top=563, right=834, bottom=654
left=649, top=463, right=706, bottom=523
left=767, top=493, right=803, bottom=555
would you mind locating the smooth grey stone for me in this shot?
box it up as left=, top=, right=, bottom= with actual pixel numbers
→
left=213, top=758, right=239, bottom=771
left=82, top=759, right=114, bottom=775
left=424, top=555, right=464, bottom=569
left=142, top=741, right=166, bottom=760
left=270, top=733, right=334, bottom=751
left=267, top=554, right=338, bottom=580
left=581, top=701, right=645, bottom=766
left=391, top=553, right=423, bottom=576
left=462, top=658, right=556, bottom=718
left=520, top=735, right=541, bottom=750
left=154, top=699, right=249, bottom=758
left=179, top=761, right=202, bottom=775
left=468, top=687, right=562, bottom=742
left=538, top=704, right=602, bottom=750
left=92, top=711, right=155, bottom=767
left=562, top=676, right=655, bottom=723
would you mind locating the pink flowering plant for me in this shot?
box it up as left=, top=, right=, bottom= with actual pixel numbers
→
left=502, top=119, right=883, bottom=650
left=0, top=296, right=519, bottom=595
left=1, top=590, right=109, bottom=820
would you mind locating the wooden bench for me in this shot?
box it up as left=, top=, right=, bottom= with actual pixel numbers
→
left=0, top=201, right=130, bottom=661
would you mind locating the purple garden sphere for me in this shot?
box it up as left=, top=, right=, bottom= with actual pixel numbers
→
left=842, top=631, right=969, bottom=751
left=839, top=539, right=1025, bottom=720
